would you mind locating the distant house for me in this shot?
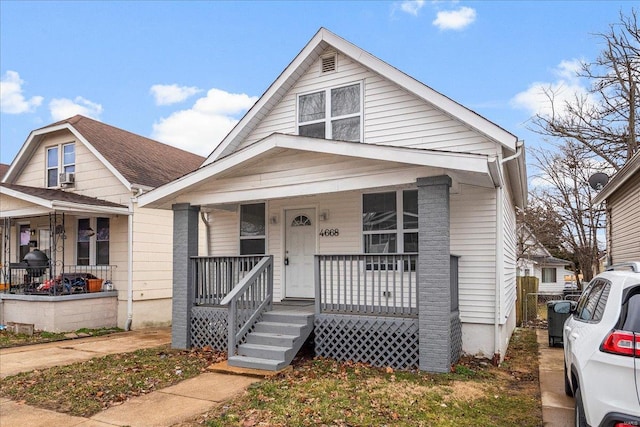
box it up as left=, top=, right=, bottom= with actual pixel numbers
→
left=593, top=151, right=640, bottom=265
left=0, top=115, right=204, bottom=332
left=138, top=28, right=528, bottom=373
left=517, top=225, right=574, bottom=293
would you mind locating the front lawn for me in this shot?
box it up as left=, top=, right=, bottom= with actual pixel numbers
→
left=189, top=327, right=542, bottom=427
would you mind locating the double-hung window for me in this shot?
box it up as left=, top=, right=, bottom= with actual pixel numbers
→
left=77, top=217, right=109, bottom=265
left=46, top=143, right=75, bottom=187
left=298, top=82, right=362, bottom=142
left=362, top=190, right=418, bottom=254
left=541, top=267, right=557, bottom=283
left=240, top=203, right=266, bottom=255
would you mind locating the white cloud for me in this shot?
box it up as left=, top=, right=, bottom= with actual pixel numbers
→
left=152, top=88, right=257, bottom=156
left=49, top=96, right=103, bottom=121
left=398, top=0, right=426, bottom=16
left=150, top=84, right=202, bottom=106
left=432, top=6, right=476, bottom=30
left=0, top=70, right=43, bottom=114
left=510, top=59, right=591, bottom=118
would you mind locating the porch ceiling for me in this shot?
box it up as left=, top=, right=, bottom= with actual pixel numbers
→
left=0, top=183, right=130, bottom=218
left=138, top=133, right=498, bottom=209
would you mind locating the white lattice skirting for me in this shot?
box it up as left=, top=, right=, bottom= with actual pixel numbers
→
left=314, top=313, right=419, bottom=370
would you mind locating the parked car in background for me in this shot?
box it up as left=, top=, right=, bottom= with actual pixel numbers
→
left=562, top=262, right=640, bottom=427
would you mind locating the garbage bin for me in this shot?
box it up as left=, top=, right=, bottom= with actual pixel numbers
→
left=547, top=300, right=573, bottom=347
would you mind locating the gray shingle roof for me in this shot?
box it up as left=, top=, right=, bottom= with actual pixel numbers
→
left=44, top=115, right=205, bottom=188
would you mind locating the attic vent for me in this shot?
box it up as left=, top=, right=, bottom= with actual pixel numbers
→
left=321, top=54, right=336, bottom=73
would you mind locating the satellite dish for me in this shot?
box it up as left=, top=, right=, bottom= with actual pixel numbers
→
left=588, top=172, right=609, bottom=191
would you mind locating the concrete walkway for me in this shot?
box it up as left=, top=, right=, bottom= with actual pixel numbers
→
left=537, top=329, right=575, bottom=426
left=0, top=328, right=260, bottom=427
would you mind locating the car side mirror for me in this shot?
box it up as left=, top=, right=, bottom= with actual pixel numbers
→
left=553, top=301, right=575, bottom=314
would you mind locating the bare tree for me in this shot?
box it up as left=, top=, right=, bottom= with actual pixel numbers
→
left=531, top=9, right=640, bottom=171
left=530, top=143, right=606, bottom=282
left=516, top=202, right=567, bottom=260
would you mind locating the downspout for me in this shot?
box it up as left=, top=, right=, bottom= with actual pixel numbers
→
left=492, top=141, right=524, bottom=363
left=125, top=189, right=143, bottom=331
left=200, top=212, right=211, bottom=256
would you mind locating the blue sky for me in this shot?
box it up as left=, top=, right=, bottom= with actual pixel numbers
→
left=0, top=1, right=633, bottom=167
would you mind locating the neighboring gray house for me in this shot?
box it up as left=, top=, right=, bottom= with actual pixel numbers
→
left=593, top=151, right=640, bottom=265
left=138, top=28, right=528, bottom=373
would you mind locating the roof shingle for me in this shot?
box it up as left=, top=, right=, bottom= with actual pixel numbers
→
left=44, top=115, right=205, bottom=188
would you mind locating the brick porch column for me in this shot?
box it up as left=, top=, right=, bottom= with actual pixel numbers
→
left=417, top=176, right=452, bottom=373
left=171, top=203, right=200, bottom=349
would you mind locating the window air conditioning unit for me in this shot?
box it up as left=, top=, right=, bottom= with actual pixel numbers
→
left=59, top=172, right=75, bottom=185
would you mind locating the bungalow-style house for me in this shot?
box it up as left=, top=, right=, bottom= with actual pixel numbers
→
left=138, top=28, right=528, bottom=373
left=593, top=151, right=640, bottom=265
left=0, top=115, right=204, bottom=332
left=516, top=224, right=574, bottom=293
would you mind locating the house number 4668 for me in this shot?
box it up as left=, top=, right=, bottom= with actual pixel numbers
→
left=319, top=229, right=339, bottom=237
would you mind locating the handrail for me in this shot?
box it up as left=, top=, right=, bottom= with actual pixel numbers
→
left=220, top=255, right=273, bottom=356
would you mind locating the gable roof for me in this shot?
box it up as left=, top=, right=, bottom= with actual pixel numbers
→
left=3, top=115, right=205, bottom=190
left=592, top=150, right=640, bottom=204
left=204, top=27, right=518, bottom=165
left=138, top=132, right=503, bottom=209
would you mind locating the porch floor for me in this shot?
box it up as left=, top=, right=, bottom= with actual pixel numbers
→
left=273, top=300, right=314, bottom=313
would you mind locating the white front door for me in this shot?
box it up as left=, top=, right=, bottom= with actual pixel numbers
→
left=285, top=208, right=316, bottom=299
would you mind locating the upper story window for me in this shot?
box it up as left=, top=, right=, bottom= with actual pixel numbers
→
left=298, top=83, right=362, bottom=142
left=46, top=143, right=75, bottom=187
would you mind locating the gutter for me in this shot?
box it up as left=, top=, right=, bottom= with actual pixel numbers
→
left=491, top=141, right=525, bottom=362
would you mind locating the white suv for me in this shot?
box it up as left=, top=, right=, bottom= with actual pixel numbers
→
left=562, top=262, right=640, bottom=427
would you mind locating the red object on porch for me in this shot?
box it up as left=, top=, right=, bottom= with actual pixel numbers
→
left=87, top=279, right=103, bottom=292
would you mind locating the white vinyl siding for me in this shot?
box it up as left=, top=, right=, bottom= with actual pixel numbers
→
left=608, top=171, right=640, bottom=263
left=451, top=185, right=497, bottom=324
left=239, top=49, right=499, bottom=157
left=13, top=131, right=129, bottom=204
left=502, top=181, right=517, bottom=323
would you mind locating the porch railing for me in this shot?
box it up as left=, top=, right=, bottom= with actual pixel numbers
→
left=316, top=254, right=418, bottom=317
left=192, top=255, right=264, bottom=305
left=219, top=256, right=273, bottom=356
left=3, top=264, right=115, bottom=295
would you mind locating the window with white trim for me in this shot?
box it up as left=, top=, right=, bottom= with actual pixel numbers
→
left=362, top=190, right=418, bottom=254
left=46, top=143, right=75, bottom=187
left=541, top=267, right=557, bottom=283
left=77, top=217, right=109, bottom=266
left=240, top=203, right=266, bottom=255
left=298, top=82, right=362, bottom=142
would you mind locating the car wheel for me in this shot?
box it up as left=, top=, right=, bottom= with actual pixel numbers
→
left=575, top=387, right=587, bottom=427
left=564, top=363, right=573, bottom=397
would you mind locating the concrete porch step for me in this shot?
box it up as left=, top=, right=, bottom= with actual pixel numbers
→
left=237, top=343, right=294, bottom=361
left=246, top=332, right=298, bottom=347
left=227, top=309, right=314, bottom=371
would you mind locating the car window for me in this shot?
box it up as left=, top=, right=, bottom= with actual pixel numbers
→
left=622, top=292, right=640, bottom=332
left=576, top=280, right=610, bottom=322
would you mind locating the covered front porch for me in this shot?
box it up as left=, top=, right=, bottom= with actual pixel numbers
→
left=182, top=252, right=459, bottom=371
left=170, top=174, right=463, bottom=373
left=0, top=184, right=129, bottom=332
